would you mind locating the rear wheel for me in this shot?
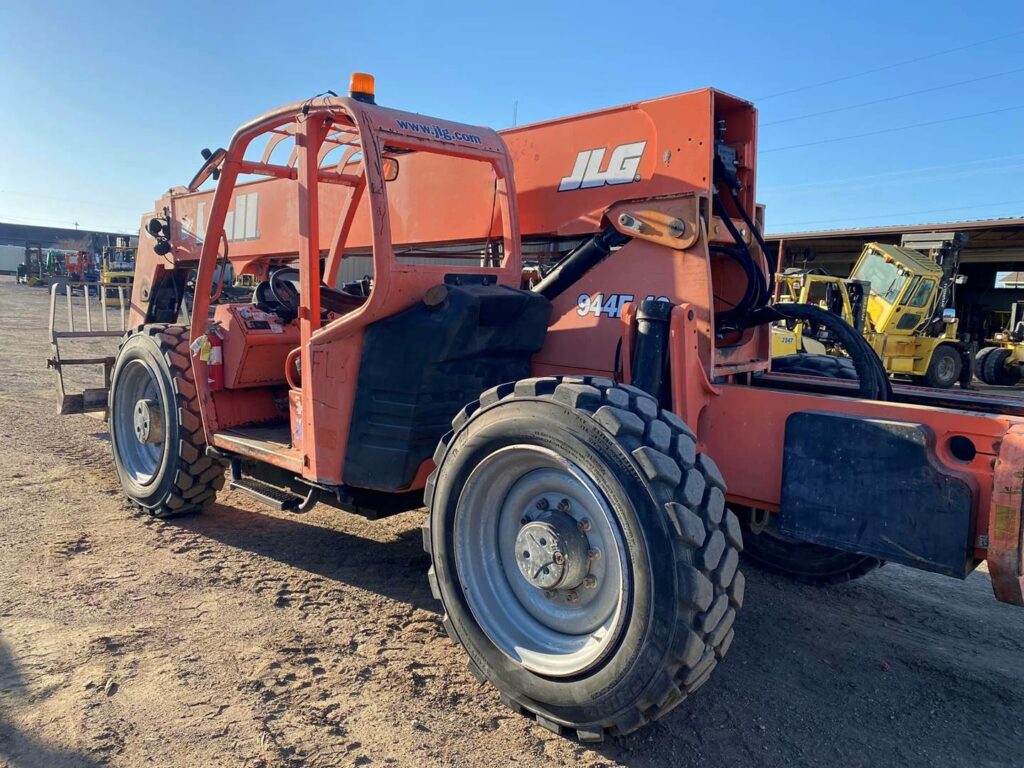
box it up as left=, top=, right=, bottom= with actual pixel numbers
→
left=975, top=346, right=996, bottom=384
left=739, top=509, right=882, bottom=585
left=923, top=344, right=962, bottom=388
left=981, top=347, right=1021, bottom=386
left=109, top=324, right=224, bottom=517
left=424, top=377, right=743, bottom=741
left=751, top=353, right=884, bottom=584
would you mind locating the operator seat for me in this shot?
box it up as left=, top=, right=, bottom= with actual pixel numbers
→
left=320, top=284, right=367, bottom=316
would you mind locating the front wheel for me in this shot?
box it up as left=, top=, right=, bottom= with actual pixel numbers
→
left=424, top=377, right=744, bottom=741
left=109, top=324, right=224, bottom=517
left=923, top=344, right=962, bottom=388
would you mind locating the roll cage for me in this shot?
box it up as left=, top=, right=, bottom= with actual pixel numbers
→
left=184, top=97, right=521, bottom=475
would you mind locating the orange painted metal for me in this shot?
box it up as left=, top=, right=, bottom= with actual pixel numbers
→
left=988, top=426, right=1024, bottom=604
left=668, top=303, right=720, bottom=430
left=209, top=387, right=283, bottom=431
left=214, top=304, right=299, bottom=389
left=164, top=96, right=521, bottom=486
left=133, top=88, right=755, bottom=287
left=127, top=85, right=1024, bottom=604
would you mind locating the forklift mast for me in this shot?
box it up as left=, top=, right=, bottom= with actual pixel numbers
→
left=900, top=230, right=968, bottom=327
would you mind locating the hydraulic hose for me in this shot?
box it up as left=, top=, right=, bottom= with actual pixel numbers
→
left=723, top=182, right=777, bottom=297
left=711, top=187, right=770, bottom=329
left=533, top=226, right=632, bottom=300
left=743, top=302, right=892, bottom=401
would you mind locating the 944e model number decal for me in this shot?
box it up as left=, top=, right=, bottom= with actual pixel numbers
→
left=576, top=293, right=670, bottom=319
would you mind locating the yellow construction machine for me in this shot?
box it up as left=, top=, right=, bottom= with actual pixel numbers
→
left=772, top=233, right=971, bottom=388
left=771, top=268, right=868, bottom=356
left=100, top=236, right=136, bottom=306
left=976, top=299, right=1024, bottom=386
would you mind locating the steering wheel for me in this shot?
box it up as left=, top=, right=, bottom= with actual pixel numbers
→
left=256, top=266, right=371, bottom=320
left=269, top=267, right=301, bottom=314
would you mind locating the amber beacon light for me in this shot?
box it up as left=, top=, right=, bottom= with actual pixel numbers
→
left=349, top=72, right=376, bottom=104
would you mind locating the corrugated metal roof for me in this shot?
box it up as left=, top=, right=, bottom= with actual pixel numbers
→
left=0, top=221, right=133, bottom=250
left=766, top=215, right=1024, bottom=241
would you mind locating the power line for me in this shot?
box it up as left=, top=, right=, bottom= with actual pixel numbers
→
left=762, top=157, right=1024, bottom=197
left=760, top=153, right=1024, bottom=193
left=775, top=162, right=1024, bottom=196
left=755, top=29, right=1024, bottom=101
left=769, top=199, right=1024, bottom=230
left=761, top=66, right=1024, bottom=127
left=0, top=189, right=142, bottom=212
left=0, top=214, right=133, bottom=232
left=761, top=104, right=1024, bottom=153
left=0, top=214, right=84, bottom=228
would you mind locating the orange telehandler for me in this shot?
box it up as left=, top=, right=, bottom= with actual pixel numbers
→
left=54, top=75, right=1024, bottom=741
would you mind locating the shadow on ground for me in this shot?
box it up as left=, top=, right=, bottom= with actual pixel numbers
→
left=0, top=640, right=105, bottom=768
left=166, top=501, right=434, bottom=612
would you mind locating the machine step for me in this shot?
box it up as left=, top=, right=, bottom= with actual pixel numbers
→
left=229, top=475, right=305, bottom=511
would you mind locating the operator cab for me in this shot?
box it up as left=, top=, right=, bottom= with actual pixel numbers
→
left=214, top=265, right=374, bottom=392
left=178, top=79, right=537, bottom=496
left=251, top=265, right=371, bottom=323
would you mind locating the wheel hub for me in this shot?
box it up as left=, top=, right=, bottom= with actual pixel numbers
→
left=938, top=356, right=954, bottom=379
left=133, top=398, right=163, bottom=444
left=453, top=447, right=628, bottom=677
left=514, top=510, right=590, bottom=590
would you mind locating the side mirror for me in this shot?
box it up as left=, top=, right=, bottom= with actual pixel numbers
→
left=942, top=308, right=957, bottom=323
left=188, top=147, right=227, bottom=192
left=954, top=274, right=968, bottom=285
left=383, top=157, right=400, bottom=182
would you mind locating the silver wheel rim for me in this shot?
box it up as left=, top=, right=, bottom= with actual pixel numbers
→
left=937, top=353, right=955, bottom=382
left=453, top=445, right=628, bottom=677
left=113, top=359, right=166, bottom=486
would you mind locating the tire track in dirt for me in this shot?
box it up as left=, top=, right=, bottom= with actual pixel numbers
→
left=4, top=279, right=1024, bottom=768
left=135, top=504, right=472, bottom=766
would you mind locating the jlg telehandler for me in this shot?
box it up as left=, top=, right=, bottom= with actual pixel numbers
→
left=52, top=75, right=1024, bottom=742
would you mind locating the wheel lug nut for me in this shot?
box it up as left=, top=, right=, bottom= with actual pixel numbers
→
left=520, top=516, right=529, bottom=525
left=587, top=548, right=601, bottom=561
left=544, top=590, right=556, bottom=599
left=552, top=552, right=565, bottom=564
left=535, top=498, right=549, bottom=511
left=583, top=575, right=598, bottom=589
left=578, top=517, right=591, bottom=532
left=557, top=498, right=571, bottom=512
left=566, top=590, right=579, bottom=603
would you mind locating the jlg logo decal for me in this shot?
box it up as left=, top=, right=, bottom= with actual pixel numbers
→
left=558, top=141, right=646, bottom=192
left=577, top=293, right=669, bottom=318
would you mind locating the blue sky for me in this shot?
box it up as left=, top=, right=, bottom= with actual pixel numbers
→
left=1, top=1, right=1022, bottom=235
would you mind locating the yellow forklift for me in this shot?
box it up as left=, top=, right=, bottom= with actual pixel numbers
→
left=773, top=233, right=971, bottom=388
left=100, top=236, right=136, bottom=306
left=976, top=299, right=1024, bottom=386
left=771, top=268, right=868, bottom=356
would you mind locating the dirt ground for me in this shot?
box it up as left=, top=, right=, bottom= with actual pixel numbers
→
left=0, top=275, right=1022, bottom=768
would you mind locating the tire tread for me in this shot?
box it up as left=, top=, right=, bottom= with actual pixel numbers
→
left=111, top=323, right=224, bottom=518
left=422, top=376, right=744, bottom=741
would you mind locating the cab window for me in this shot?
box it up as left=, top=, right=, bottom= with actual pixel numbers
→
left=900, top=276, right=921, bottom=305
left=852, top=249, right=908, bottom=304
left=906, top=278, right=934, bottom=308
